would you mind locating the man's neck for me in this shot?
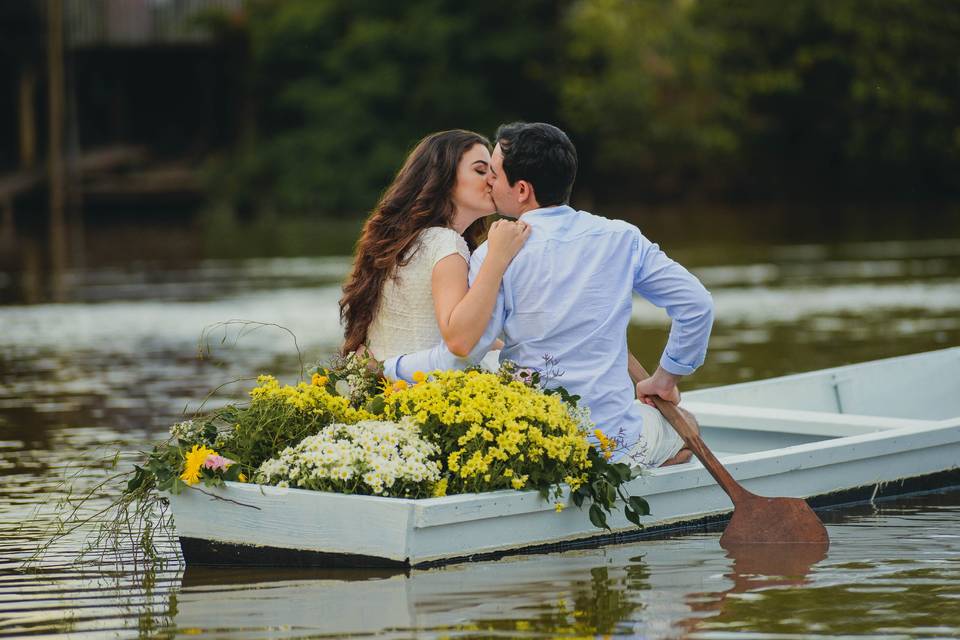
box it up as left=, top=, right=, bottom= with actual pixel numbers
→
left=516, top=201, right=543, bottom=218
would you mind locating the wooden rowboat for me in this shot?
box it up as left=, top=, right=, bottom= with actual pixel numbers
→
left=168, top=347, right=960, bottom=568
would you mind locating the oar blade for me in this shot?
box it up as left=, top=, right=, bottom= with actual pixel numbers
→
left=720, top=495, right=829, bottom=547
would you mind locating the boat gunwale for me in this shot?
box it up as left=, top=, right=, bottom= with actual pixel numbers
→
left=187, top=413, right=960, bottom=529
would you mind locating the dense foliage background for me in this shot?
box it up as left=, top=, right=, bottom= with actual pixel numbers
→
left=170, top=0, right=960, bottom=213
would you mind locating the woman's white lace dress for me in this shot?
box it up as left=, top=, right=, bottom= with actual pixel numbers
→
left=366, top=227, right=470, bottom=361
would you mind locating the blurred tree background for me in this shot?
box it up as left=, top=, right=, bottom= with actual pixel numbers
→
left=202, top=0, right=959, bottom=216
left=2, top=0, right=959, bottom=220
left=203, top=0, right=566, bottom=214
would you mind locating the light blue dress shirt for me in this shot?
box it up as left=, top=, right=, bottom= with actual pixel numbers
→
left=383, top=205, right=714, bottom=448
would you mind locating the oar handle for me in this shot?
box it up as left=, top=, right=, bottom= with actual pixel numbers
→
left=627, top=353, right=749, bottom=503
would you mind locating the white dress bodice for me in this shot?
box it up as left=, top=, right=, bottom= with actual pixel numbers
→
left=366, top=226, right=470, bottom=361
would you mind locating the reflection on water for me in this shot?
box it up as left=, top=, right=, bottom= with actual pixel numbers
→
left=1, top=208, right=960, bottom=638
left=5, top=493, right=951, bottom=639
left=167, top=495, right=958, bottom=639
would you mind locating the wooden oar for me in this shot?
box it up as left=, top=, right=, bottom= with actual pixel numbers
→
left=627, top=354, right=829, bottom=547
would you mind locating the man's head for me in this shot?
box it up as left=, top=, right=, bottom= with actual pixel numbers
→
left=488, top=122, right=578, bottom=218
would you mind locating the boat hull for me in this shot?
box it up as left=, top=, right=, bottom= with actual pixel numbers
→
left=176, top=467, right=960, bottom=568
left=168, top=348, right=960, bottom=568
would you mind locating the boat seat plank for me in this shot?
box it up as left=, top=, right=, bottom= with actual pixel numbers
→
left=681, top=400, right=938, bottom=437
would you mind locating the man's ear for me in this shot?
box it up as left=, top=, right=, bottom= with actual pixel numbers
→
left=517, top=180, right=536, bottom=206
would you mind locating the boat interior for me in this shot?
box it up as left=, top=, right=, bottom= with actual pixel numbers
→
left=682, top=348, right=960, bottom=455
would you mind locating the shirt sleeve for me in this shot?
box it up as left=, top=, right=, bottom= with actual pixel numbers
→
left=632, top=229, right=714, bottom=376
left=383, top=241, right=505, bottom=381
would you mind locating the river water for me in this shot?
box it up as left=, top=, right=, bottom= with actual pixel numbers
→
left=1, top=206, right=959, bottom=638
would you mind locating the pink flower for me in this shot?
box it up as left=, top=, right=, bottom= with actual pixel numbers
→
left=203, top=454, right=235, bottom=471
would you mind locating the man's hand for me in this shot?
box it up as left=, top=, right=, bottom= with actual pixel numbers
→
left=635, top=366, right=682, bottom=407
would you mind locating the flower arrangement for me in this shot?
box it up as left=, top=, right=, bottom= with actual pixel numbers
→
left=128, top=354, right=649, bottom=533
left=382, top=370, right=591, bottom=495
left=34, top=328, right=652, bottom=575
left=209, top=373, right=376, bottom=476
left=254, top=417, right=441, bottom=497
left=312, top=350, right=384, bottom=410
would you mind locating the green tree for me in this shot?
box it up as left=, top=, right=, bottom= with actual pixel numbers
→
left=695, top=0, right=960, bottom=196
left=210, top=0, right=568, bottom=215
left=561, top=0, right=741, bottom=199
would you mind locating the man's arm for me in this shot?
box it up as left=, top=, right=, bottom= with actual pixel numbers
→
left=383, top=244, right=507, bottom=381
left=633, top=230, right=714, bottom=382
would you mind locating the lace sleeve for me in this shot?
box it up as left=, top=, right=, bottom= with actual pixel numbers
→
left=424, top=227, right=470, bottom=267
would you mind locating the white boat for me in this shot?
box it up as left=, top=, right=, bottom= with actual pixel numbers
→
left=168, top=347, right=960, bottom=568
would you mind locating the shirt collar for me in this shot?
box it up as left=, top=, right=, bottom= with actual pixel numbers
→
left=519, top=204, right=575, bottom=221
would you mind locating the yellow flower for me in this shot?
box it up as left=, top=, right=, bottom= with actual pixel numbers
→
left=555, top=502, right=565, bottom=512
left=432, top=477, right=448, bottom=497
left=311, top=373, right=328, bottom=386
left=238, top=472, right=248, bottom=483
left=180, top=444, right=215, bottom=485
left=393, top=380, right=408, bottom=391
left=412, top=371, right=428, bottom=384
left=448, top=450, right=462, bottom=473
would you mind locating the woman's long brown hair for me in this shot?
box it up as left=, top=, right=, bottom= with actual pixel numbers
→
left=340, top=130, right=491, bottom=354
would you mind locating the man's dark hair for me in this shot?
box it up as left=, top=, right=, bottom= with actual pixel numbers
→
left=494, top=122, right=578, bottom=206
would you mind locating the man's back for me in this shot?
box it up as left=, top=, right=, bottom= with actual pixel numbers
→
left=469, top=205, right=713, bottom=448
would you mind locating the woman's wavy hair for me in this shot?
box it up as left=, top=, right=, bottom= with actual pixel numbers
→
left=340, top=129, right=491, bottom=354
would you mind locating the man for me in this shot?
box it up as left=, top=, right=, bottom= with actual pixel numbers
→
left=383, top=122, right=713, bottom=467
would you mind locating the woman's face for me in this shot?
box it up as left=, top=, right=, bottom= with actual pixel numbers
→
left=450, top=143, right=495, bottom=230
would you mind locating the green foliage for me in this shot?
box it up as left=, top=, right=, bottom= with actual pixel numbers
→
left=563, top=0, right=960, bottom=198
left=570, top=448, right=648, bottom=530
left=561, top=0, right=741, bottom=196
left=212, top=393, right=332, bottom=473
left=203, top=0, right=959, bottom=208
left=694, top=0, right=960, bottom=194
left=211, top=0, right=569, bottom=214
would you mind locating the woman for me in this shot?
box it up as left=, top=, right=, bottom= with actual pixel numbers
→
left=340, top=130, right=529, bottom=361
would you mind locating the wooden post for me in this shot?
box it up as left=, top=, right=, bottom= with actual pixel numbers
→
left=18, top=64, right=38, bottom=170
left=1, top=197, right=14, bottom=251
left=47, top=0, right=67, bottom=302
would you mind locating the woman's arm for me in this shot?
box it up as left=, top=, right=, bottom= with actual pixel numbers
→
left=433, top=220, right=530, bottom=357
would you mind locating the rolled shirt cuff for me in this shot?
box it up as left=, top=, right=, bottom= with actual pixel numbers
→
left=383, top=355, right=403, bottom=381
left=659, top=351, right=701, bottom=376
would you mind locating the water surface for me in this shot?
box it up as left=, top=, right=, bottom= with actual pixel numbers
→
left=1, top=207, right=959, bottom=638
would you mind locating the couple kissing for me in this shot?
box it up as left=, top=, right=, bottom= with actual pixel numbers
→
left=340, top=122, right=714, bottom=468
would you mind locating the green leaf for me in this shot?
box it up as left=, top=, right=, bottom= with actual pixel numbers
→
left=223, top=464, right=243, bottom=481
left=126, top=466, right=146, bottom=493
left=612, top=463, right=632, bottom=483
left=605, top=482, right=617, bottom=506
left=365, top=395, right=386, bottom=415
left=603, top=468, right=621, bottom=485
left=589, top=503, right=610, bottom=530
left=624, top=506, right=641, bottom=527
left=572, top=490, right=585, bottom=508
left=628, top=496, right=651, bottom=516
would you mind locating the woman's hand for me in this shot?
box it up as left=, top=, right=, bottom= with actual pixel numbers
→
left=485, top=219, right=531, bottom=269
